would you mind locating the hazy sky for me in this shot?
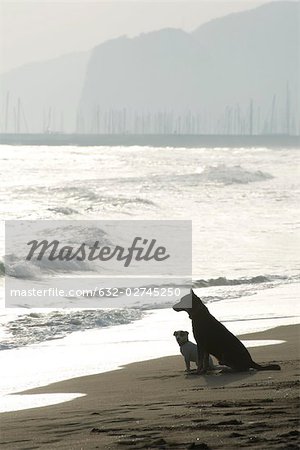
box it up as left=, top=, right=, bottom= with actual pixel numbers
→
left=0, top=1, right=274, bottom=73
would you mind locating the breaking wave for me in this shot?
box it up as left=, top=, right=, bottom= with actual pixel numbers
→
left=193, top=275, right=289, bottom=288
left=118, top=165, right=273, bottom=186
left=4, top=254, right=95, bottom=280
left=4, top=226, right=112, bottom=280
left=198, top=164, right=273, bottom=185
left=53, top=187, right=157, bottom=208
left=47, top=207, right=80, bottom=215
left=0, top=308, right=143, bottom=350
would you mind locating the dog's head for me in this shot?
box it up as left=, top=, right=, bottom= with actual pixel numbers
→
left=173, top=290, right=208, bottom=318
left=173, top=292, right=192, bottom=317
left=173, top=330, right=189, bottom=346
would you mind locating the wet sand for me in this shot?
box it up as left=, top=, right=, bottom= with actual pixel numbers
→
left=0, top=324, right=299, bottom=449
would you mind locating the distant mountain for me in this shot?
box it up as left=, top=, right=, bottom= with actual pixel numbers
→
left=80, top=29, right=206, bottom=111
left=0, top=51, right=90, bottom=133
left=0, top=1, right=298, bottom=134
left=79, top=1, right=298, bottom=134
left=191, top=1, right=298, bottom=114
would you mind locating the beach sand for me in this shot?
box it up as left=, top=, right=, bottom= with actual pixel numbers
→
left=0, top=324, right=299, bottom=449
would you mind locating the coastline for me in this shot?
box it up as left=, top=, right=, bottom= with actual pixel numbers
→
left=1, top=285, right=299, bottom=404
left=0, top=324, right=299, bottom=449
left=0, top=133, right=299, bottom=148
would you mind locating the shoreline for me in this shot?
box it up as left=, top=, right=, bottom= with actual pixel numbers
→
left=1, top=133, right=299, bottom=148
left=0, top=297, right=299, bottom=404
left=0, top=324, right=299, bottom=449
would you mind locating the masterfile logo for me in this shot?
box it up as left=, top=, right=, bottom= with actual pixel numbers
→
left=5, top=220, right=192, bottom=308
left=26, top=237, right=170, bottom=267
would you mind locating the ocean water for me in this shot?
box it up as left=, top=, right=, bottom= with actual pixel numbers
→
left=0, top=145, right=299, bottom=411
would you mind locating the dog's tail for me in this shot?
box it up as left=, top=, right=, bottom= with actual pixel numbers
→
left=251, top=362, right=281, bottom=371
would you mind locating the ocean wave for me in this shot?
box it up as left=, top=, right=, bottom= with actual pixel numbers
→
left=117, top=165, right=273, bottom=186
left=17, top=184, right=158, bottom=213
left=0, top=308, right=143, bottom=350
left=47, top=206, right=80, bottom=215
left=5, top=261, right=43, bottom=280
left=4, top=226, right=111, bottom=279
left=137, top=274, right=300, bottom=310
left=198, top=164, right=273, bottom=185
left=193, top=275, right=288, bottom=288
left=53, top=186, right=157, bottom=208
left=4, top=254, right=95, bottom=280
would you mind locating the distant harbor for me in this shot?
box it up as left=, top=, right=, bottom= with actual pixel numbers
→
left=0, top=133, right=299, bottom=148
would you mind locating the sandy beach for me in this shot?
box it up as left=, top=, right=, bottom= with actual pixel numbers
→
left=0, top=324, right=299, bottom=450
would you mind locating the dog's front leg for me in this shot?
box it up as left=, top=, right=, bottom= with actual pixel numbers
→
left=202, top=352, right=210, bottom=373
left=196, top=346, right=207, bottom=374
left=184, top=357, right=191, bottom=372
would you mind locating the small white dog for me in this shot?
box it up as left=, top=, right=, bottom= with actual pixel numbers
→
left=173, top=330, right=214, bottom=372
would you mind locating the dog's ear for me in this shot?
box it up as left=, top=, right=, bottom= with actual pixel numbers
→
left=192, top=292, right=208, bottom=312
left=192, top=290, right=202, bottom=308
left=187, top=331, right=189, bottom=335
left=173, top=331, right=177, bottom=336
left=191, top=289, right=200, bottom=300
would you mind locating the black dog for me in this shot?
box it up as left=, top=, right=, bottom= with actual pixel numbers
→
left=173, top=290, right=281, bottom=374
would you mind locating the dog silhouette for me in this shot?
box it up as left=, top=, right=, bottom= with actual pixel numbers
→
left=173, top=290, right=281, bottom=374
